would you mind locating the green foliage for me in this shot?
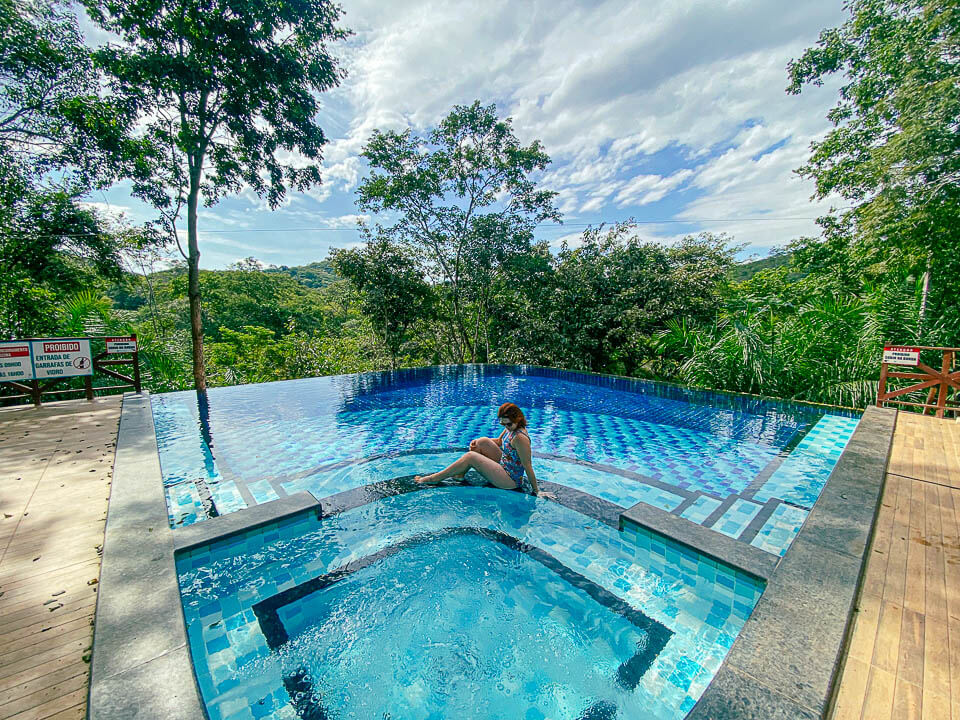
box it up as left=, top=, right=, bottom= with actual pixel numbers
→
left=266, top=261, right=337, bottom=289
left=522, top=225, right=735, bottom=376
left=357, top=101, right=560, bottom=363
left=58, top=290, right=112, bottom=335
left=85, top=0, right=350, bottom=212
left=0, top=0, right=138, bottom=185
left=83, top=0, right=350, bottom=390
left=205, top=325, right=376, bottom=386
left=0, top=157, right=131, bottom=338
left=788, top=0, right=960, bottom=342
left=728, top=251, right=794, bottom=283
left=0, top=0, right=159, bottom=341
left=331, top=238, right=434, bottom=369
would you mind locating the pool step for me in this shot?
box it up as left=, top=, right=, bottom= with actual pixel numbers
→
left=618, top=502, right=778, bottom=582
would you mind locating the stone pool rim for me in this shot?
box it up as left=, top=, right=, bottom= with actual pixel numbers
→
left=90, top=367, right=893, bottom=719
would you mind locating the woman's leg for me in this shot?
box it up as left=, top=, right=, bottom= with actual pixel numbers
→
left=453, top=437, right=502, bottom=478
left=416, top=451, right=516, bottom=489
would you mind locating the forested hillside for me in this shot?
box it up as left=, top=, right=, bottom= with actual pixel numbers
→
left=2, top=0, right=958, bottom=409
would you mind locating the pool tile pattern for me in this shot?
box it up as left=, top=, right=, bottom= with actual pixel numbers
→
left=154, top=366, right=859, bottom=558
left=177, top=488, right=765, bottom=720
left=749, top=503, right=810, bottom=557
left=710, top=499, right=764, bottom=540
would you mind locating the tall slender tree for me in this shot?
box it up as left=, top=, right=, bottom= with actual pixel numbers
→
left=83, top=0, right=349, bottom=391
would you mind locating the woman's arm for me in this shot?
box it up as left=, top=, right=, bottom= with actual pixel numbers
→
left=495, top=428, right=506, bottom=447
left=512, top=434, right=542, bottom=495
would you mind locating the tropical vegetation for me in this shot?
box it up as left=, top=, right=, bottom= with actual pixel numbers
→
left=1, top=0, right=957, bottom=411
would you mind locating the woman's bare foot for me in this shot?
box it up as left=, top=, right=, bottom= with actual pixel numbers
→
left=415, top=474, right=438, bottom=484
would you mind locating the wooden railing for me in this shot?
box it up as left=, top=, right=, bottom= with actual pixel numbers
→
left=877, top=345, right=959, bottom=418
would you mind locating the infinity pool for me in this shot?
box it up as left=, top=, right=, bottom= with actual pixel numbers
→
left=155, top=365, right=858, bottom=556
left=159, top=365, right=859, bottom=719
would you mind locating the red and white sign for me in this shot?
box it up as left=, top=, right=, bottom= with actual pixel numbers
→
left=0, top=341, right=34, bottom=381
left=105, top=336, right=137, bottom=354
left=30, top=338, right=92, bottom=379
left=883, top=346, right=921, bottom=366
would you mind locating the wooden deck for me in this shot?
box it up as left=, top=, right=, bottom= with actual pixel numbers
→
left=0, top=398, right=121, bottom=720
left=831, top=412, right=960, bottom=720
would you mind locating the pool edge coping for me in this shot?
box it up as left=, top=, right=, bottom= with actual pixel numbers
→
left=88, top=391, right=207, bottom=720
left=619, top=503, right=779, bottom=582
left=687, top=404, right=897, bottom=719
left=94, top=390, right=895, bottom=720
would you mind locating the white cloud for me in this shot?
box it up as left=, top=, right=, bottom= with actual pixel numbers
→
left=615, top=170, right=695, bottom=208
left=79, top=201, right=132, bottom=224
left=91, top=0, right=852, bottom=264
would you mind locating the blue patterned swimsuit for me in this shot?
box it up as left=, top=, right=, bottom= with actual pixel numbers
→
left=500, top=428, right=529, bottom=490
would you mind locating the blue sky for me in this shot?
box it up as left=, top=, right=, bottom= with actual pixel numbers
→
left=82, top=0, right=849, bottom=269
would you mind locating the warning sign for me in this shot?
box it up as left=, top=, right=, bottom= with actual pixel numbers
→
left=883, top=346, right=921, bottom=366
left=0, top=341, right=34, bottom=381
left=30, top=338, right=93, bottom=379
left=105, top=336, right=137, bottom=354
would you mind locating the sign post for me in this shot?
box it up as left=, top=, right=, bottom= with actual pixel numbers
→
left=0, top=335, right=142, bottom=407
left=0, top=341, right=35, bottom=382
left=30, top=339, right=93, bottom=380
left=877, top=344, right=959, bottom=417
left=105, top=336, right=137, bottom=354
left=882, top=346, right=921, bottom=366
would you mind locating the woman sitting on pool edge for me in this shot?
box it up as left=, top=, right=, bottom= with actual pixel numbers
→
left=415, top=402, right=550, bottom=497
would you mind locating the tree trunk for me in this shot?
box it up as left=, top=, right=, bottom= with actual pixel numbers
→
left=187, top=175, right=207, bottom=393
left=472, top=302, right=482, bottom=363
left=919, top=252, right=932, bottom=333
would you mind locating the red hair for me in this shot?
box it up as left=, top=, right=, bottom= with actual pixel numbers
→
left=497, top=402, right=527, bottom=429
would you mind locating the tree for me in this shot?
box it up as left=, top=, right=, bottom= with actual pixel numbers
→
left=1, top=0, right=137, bottom=185
left=788, top=0, right=960, bottom=342
left=357, top=101, right=560, bottom=363
left=548, top=224, right=735, bottom=375
left=330, top=237, right=434, bottom=369
left=83, top=0, right=349, bottom=391
left=0, top=0, right=154, bottom=339
left=0, top=157, right=131, bottom=337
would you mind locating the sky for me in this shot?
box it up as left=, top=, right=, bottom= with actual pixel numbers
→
left=83, top=0, right=850, bottom=270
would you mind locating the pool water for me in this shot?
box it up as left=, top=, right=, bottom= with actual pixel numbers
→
left=155, top=365, right=859, bottom=557
left=177, top=488, right=765, bottom=720
left=264, top=531, right=667, bottom=720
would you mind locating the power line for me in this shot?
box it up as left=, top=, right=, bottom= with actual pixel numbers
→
left=6, top=215, right=827, bottom=241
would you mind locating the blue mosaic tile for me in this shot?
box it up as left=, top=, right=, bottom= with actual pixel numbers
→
left=154, top=366, right=859, bottom=561
left=177, top=488, right=766, bottom=720
left=709, top=499, right=763, bottom=540
left=680, top=496, right=723, bottom=524
left=753, top=415, right=860, bottom=508
left=750, top=503, right=809, bottom=557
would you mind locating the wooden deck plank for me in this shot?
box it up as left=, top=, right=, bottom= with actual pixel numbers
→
left=3, top=686, right=87, bottom=720
left=0, top=398, right=120, bottom=720
left=904, top=476, right=928, bottom=615
left=924, top=482, right=949, bottom=624
left=886, top=473, right=913, bottom=607
left=0, top=658, right=88, bottom=703
left=831, top=413, right=960, bottom=720
left=832, top=656, right=872, bottom=720
left=892, top=676, right=923, bottom=720
left=899, top=607, right=926, bottom=686
left=862, top=666, right=897, bottom=720
left=849, top=592, right=883, bottom=665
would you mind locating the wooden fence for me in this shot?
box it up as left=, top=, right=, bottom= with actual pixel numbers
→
left=877, top=345, right=959, bottom=418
